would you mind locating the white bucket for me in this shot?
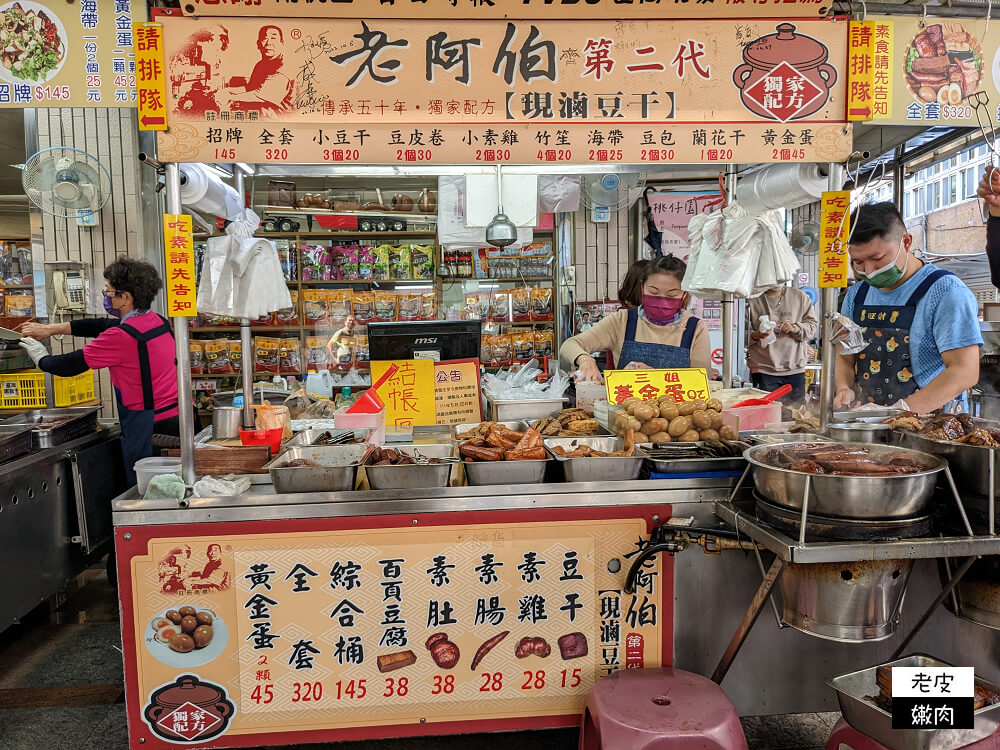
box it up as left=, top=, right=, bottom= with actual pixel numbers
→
left=134, top=456, right=182, bottom=494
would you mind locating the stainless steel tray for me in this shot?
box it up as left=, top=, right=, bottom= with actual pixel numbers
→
left=488, top=397, right=567, bottom=422
left=829, top=654, right=1000, bottom=750
left=896, top=429, right=998, bottom=498
left=463, top=457, right=549, bottom=486
left=742, top=432, right=834, bottom=445
left=264, top=445, right=371, bottom=493
left=365, top=444, right=458, bottom=490
left=2, top=406, right=100, bottom=449
left=0, top=425, right=32, bottom=463
left=641, top=442, right=746, bottom=474
left=543, top=436, right=645, bottom=482
left=453, top=421, right=527, bottom=440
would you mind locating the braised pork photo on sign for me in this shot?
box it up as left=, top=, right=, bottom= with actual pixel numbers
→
left=904, top=22, right=983, bottom=106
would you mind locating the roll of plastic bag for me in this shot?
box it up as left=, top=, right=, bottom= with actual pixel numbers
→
left=736, top=163, right=828, bottom=215
left=180, top=164, right=243, bottom=220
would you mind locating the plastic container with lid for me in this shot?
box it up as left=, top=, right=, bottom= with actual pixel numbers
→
left=724, top=402, right=783, bottom=431
left=575, top=381, right=607, bottom=412
left=134, top=456, right=182, bottom=494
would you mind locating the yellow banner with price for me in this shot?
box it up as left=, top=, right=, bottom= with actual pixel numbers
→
left=604, top=368, right=710, bottom=406
left=162, top=214, right=196, bottom=317
left=818, top=191, right=850, bottom=289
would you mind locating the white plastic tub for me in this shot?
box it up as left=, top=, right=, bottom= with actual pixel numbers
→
left=134, top=456, right=182, bottom=494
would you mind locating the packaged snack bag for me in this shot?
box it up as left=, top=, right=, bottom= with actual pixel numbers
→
left=512, top=330, right=534, bottom=361
left=420, top=291, right=439, bottom=320
left=305, top=336, right=329, bottom=370
left=302, top=290, right=328, bottom=325
left=374, top=290, right=398, bottom=322
left=490, top=334, right=513, bottom=367
left=389, top=245, right=412, bottom=280
left=358, top=245, right=375, bottom=280
left=353, top=290, right=375, bottom=324
left=275, top=289, right=299, bottom=326
left=464, top=292, right=482, bottom=320
left=328, top=289, right=353, bottom=321
left=490, top=291, right=511, bottom=322
left=530, top=286, right=554, bottom=321
left=301, top=245, right=333, bottom=281
left=205, top=339, right=233, bottom=374
left=189, top=341, right=205, bottom=375
left=480, top=335, right=491, bottom=364
left=254, top=337, right=281, bottom=373
left=511, top=287, right=531, bottom=322
left=411, top=244, right=435, bottom=280
left=353, top=335, right=370, bottom=370
left=397, top=291, right=422, bottom=321
left=280, top=338, right=302, bottom=374
left=372, top=244, right=392, bottom=280
left=333, top=244, right=360, bottom=281
left=228, top=340, right=243, bottom=373
left=533, top=329, right=554, bottom=359
left=5, top=293, right=32, bottom=317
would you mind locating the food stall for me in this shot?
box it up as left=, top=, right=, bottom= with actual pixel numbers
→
left=113, top=2, right=1000, bottom=748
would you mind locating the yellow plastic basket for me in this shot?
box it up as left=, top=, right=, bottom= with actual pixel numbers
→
left=0, top=369, right=97, bottom=409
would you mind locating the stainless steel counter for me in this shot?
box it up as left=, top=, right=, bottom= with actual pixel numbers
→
left=1, top=425, right=124, bottom=632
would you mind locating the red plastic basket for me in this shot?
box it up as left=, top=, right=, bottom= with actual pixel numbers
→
left=239, top=427, right=283, bottom=454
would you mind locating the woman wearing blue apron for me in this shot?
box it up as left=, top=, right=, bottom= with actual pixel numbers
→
left=561, top=255, right=712, bottom=381
left=835, top=202, right=982, bottom=414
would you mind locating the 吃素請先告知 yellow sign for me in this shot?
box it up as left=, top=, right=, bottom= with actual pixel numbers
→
left=818, top=191, right=850, bottom=289
left=605, top=368, right=710, bottom=405
left=371, top=359, right=437, bottom=427
left=134, top=23, right=167, bottom=131
left=162, top=214, right=196, bottom=317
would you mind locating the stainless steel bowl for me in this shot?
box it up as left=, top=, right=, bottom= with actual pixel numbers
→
left=828, top=422, right=892, bottom=444
left=744, top=441, right=947, bottom=519
left=896, top=429, right=999, bottom=498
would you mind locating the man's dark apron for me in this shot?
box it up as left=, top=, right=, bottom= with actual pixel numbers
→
left=116, top=315, right=176, bottom=485
left=850, top=269, right=951, bottom=405
left=618, top=307, right=698, bottom=369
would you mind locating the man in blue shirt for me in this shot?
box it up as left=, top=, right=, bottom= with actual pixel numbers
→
left=835, top=202, right=982, bottom=413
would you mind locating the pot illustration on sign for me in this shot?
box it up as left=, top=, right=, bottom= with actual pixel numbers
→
left=142, top=674, right=235, bottom=743
left=732, top=23, right=837, bottom=122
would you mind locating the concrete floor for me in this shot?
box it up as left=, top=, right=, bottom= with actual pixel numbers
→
left=0, top=564, right=840, bottom=750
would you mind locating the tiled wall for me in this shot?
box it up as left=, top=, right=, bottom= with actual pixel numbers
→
left=570, top=204, right=634, bottom=305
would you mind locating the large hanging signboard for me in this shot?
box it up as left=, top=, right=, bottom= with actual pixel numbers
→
left=117, top=508, right=670, bottom=747
left=0, top=0, right=138, bottom=107
left=156, top=17, right=851, bottom=165
left=182, top=0, right=829, bottom=20
left=857, top=16, right=996, bottom=126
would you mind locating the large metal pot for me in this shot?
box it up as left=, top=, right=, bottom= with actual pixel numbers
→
left=896, top=429, right=998, bottom=498
left=828, top=422, right=892, bottom=444
left=775, top=559, right=913, bottom=642
left=943, top=556, right=1000, bottom=630
left=744, top=442, right=946, bottom=519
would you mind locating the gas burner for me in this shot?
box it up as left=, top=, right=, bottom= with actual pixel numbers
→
left=753, top=491, right=932, bottom=541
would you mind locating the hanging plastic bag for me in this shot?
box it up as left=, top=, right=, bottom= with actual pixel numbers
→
left=831, top=314, right=869, bottom=355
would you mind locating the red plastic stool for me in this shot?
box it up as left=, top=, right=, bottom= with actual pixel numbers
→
left=580, top=668, right=748, bottom=750
left=825, top=717, right=1000, bottom=750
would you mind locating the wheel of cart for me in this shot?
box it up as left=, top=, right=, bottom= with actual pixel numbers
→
left=824, top=716, right=1000, bottom=750
left=579, top=667, right=747, bottom=750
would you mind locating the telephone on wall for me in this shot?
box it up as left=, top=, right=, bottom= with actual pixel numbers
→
left=52, top=269, right=86, bottom=312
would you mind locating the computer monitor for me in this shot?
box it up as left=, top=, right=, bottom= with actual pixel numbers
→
left=367, top=320, right=483, bottom=362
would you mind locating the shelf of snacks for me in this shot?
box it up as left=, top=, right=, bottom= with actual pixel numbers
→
left=256, top=232, right=438, bottom=240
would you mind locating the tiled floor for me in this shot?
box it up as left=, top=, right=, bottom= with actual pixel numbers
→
left=0, top=566, right=841, bottom=750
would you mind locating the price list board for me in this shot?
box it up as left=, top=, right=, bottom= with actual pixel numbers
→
left=118, top=508, right=670, bottom=748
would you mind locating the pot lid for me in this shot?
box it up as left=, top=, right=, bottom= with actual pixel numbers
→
left=154, top=675, right=226, bottom=707
left=743, top=23, right=829, bottom=69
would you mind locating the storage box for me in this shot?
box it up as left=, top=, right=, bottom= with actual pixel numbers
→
left=0, top=369, right=96, bottom=409
left=724, top=402, right=782, bottom=431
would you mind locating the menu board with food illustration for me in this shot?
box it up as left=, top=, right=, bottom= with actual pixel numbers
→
left=118, top=511, right=668, bottom=748
left=0, top=0, right=136, bottom=107
left=864, top=15, right=1000, bottom=125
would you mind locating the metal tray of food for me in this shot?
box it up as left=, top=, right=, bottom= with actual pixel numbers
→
left=641, top=442, right=747, bottom=474
left=264, top=445, right=372, bottom=493
left=285, top=429, right=362, bottom=447
left=2, top=406, right=101, bottom=449
left=896, top=429, right=999, bottom=499
left=829, top=654, right=1000, bottom=750
left=488, top=397, right=568, bottom=422
left=0, top=425, right=33, bottom=463
left=365, top=444, right=458, bottom=490
left=543, top=437, right=645, bottom=482
left=742, top=432, right=834, bottom=445
left=463, top=456, right=550, bottom=486
left=453, top=421, right=527, bottom=441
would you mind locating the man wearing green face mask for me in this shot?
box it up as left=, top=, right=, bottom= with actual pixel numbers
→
left=834, top=202, right=982, bottom=413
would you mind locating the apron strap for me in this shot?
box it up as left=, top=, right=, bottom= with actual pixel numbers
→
left=852, top=281, right=871, bottom=315
left=118, top=317, right=175, bottom=412
left=624, top=307, right=639, bottom=342
left=906, top=268, right=952, bottom=306
left=680, top=316, right=698, bottom=350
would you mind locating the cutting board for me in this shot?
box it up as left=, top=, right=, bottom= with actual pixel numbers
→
left=164, top=446, right=270, bottom=474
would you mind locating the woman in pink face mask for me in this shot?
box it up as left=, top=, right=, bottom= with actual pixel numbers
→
left=561, top=255, right=711, bottom=382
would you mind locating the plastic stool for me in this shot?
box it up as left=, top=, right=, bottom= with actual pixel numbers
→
left=580, top=668, right=748, bottom=750
left=825, top=716, right=1000, bottom=750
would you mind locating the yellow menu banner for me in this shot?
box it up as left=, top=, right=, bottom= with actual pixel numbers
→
left=847, top=22, right=875, bottom=121
left=818, top=191, right=850, bottom=289
left=0, top=0, right=138, bottom=108
left=433, top=359, right=482, bottom=426
left=162, top=214, right=196, bottom=317
left=605, top=368, right=711, bottom=405
left=185, top=0, right=829, bottom=19
left=134, top=23, right=167, bottom=131
left=124, top=517, right=664, bottom=745
left=371, top=359, right=437, bottom=427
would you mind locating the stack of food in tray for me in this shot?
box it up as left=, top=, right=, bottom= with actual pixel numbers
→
left=611, top=396, right=736, bottom=444
left=888, top=411, right=1000, bottom=447
left=530, top=407, right=603, bottom=437
left=458, top=424, right=546, bottom=462
left=870, top=664, right=1000, bottom=712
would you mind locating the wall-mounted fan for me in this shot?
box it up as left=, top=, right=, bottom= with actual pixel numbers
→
left=22, top=146, right=112, bottom=226
left=579, top=172, right=647, bottom=222
left=789, top=220, right=820, bottom=256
